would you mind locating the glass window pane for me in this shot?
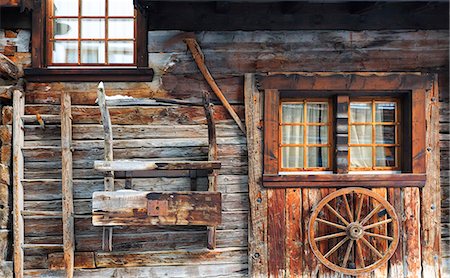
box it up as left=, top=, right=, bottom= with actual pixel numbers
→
left=81, top=41, right=105, bottom=64
left=350, top=147, right=372, bottom=168
left=375, top=125, right=396, bottom=144
left=375, top=103, right=396, bottom=122
left=307, top=147, right=328, bottom=168
left=81, top=19, right=105, bottom=39
left=108, top=41, right=134, bottom=64
left=53, top=0, right=78, bottom=16
left=109, top=0, right=134, bottom=16
left=307, top=103, right=328, bottom=123
left=53, top=19, right=78, bottom=39
left=81, top=0, right=105, bottom=16
left=350, top=102, right=372, bottom=123
left=376, top=147, right=396, bottom=167
left=282, top=103, right=304, bottom=123
left=350, top=125, right=372, bottom=144
left=282, top=126, right=303, bottom=144
left=281, top=147, right=304, bottom=169
left=52, top=41, right=78, bottom=64
left=108, top=19, right=134, bottom=39
left=307, top=126, right=328, bottom=144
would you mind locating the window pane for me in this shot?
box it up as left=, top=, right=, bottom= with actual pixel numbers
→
left=108, top=41, right=134, bottom=64
left=108, top=19, right=134, bottom=39
left=307, top=147, right=328, bottom=168
left=81, top=0, right=105, bottom=16
left=282, top=126, right=303, bottom=144
left=81, top=41, right=105, bottom=63
left=376, top=147, right=396, bottom=167
left=52, top=41, right=78, bottom=64
left=350, top=102, right=372, bottom=123
left=375, top=103, right=396, bottom=122
left=350, top=147, right=372, bottom=168
left=53, top=0, right=78, bottom=16
left=375, top=125, right=396, bottom=144
left=282, top=103, right=304, bottom=123
left=81, top=19, right=105, bottom=39
left=53, top=19, right=78, bottom=39
left=350, top=125, right=372, bottom=144
left=109, top=0, right=134, bottom=16
left=307, top=126, right=328, bottom=144
left=307, top=103, right=328, bottom=123
left=281, top=147, right=304, bottom=169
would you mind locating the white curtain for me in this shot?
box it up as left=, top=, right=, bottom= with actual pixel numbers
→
left=350, top=103, right=373, bottom=168
left=282, top=104, right=304, bottom=169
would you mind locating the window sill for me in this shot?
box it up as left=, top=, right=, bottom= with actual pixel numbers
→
left=23, top=68, right=154, bottom=82
left=262, top=173, right=426, bottom=188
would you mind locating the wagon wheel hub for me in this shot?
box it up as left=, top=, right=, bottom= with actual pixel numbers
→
left=346, top=222, right=364, bottom=240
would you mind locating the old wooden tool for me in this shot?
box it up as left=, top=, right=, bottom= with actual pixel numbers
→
left=308, top=187, right=399, bottom=275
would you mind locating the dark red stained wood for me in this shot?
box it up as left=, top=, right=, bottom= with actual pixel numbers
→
left=136, top=7, right=149, bottom=68
left=31, top=0, right=45, bottom=68
left=388, top=188, right=405, bottom=276
left=268, top=188, right=286, bottom=277
left=285, top=188, right=302, bottom=277
left=412, top=89, right=427, bottom=173
left=264, top=89, right=280, bottom=175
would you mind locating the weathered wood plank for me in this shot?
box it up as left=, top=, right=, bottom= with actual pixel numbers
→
left=48, top=252, right=96, bottom=270
left=92, top=191, right=222, bottom=226
left=94, top=160, right=221, bottom=172
left=0, top=53, right=22, bottom=79
left=285, top=188, right=302, bottom=277
left=60, top=91, right=75, bottom=278
left=267, top=189, right=286, bottom=277
left=263, top=89, right=279, bottom=175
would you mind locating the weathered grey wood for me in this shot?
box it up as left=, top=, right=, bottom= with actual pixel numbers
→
left=92, top=190, right=222, bottom=226
left=105, top=97, right=203, bottom=107
left=13, top=87, right=25, bottom=278
left=21, top=114, right=60, bottom=124
left=22, top=244, right=63, bottom=250
left=244, top=73, right=268, bottom=277
left=61, top=91, right=75, bottom=278
left=96, top=82, right=114, bottom=252
left=94, top=160, right=221, bottom=172
left=0, top=53, right=22, bottom=79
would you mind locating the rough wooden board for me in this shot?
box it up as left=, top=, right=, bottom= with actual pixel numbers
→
left=48, top=252, right=95, bottom=270
left=267, top=188, right=286, bottom=277
left=285, top=189, right=302, bottom=277
left=94, top=160, right=221, bottom=172
left=0, top=53, right=22, bottom=79
left=92, top=191, right=222, bottom=226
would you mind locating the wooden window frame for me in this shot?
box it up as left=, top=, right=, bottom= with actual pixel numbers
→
left=24, top=0, right=153, bottom=82
left=260, top=73, right=430, bottom=188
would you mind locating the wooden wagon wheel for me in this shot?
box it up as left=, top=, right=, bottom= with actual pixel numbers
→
left=308, top=187, right=399, bottom=275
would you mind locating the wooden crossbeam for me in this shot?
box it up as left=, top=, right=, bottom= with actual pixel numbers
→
left=94, top=160, right=221, bottom=172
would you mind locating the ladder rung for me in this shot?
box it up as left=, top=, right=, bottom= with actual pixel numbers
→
left=22, top=244, right=63, bottom=250
left=21, top=115, right=60, bottom=124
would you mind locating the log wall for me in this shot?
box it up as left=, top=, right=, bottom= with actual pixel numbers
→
left=1, top=29, right=448, bottom=277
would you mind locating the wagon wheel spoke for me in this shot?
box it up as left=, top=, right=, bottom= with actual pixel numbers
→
left=316, top=218, right=347, bottom=230
left=360, top=203, right=383, bottom=225
left=364, top=231, right=394, bottom=241
left=355, top=194, right=364, bottom=222
left=325, top=203, right=350, bottom=226
left=324, top=237, right=349, bottom=258
left=363, top=218, right=393, bottom=230
left=315, top=232, right=347, bottom=242
left=343, top=194, right=354, bottom=223
left=342, top=240, right=354, bottom=268
left=355, top=240, right=365, bottom=268
left=360, top=236, right=383, bottom=258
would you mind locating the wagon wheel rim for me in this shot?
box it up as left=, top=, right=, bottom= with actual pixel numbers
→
left=308, top=187, right=399, bottom=275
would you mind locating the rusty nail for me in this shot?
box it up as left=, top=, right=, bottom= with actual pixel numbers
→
left=254, top=253, right=260, bottom=259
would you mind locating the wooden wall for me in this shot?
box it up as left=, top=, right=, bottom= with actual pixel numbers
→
left=8, top=29, right=450, bottom=277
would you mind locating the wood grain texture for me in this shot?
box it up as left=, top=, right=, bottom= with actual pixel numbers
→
left=285, top=188, right=302, bottom=277
left=263, top=89, right=279, bottom=175
left=267, top=189, right=286, bottom=277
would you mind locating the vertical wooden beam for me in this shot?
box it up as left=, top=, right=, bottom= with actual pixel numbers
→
left=12, top=84, right=24, bottom=278
left=61, top=91, right=74, bottom=278
left=264, top=89, right=279, bottom=175
left=244, top=73, right=268, bottom=277
left=285, top=188, right=302, bottom=277
left=268, top=188, right=286, bottom=278
left=421, top=76, right=441, bottom=277
left=31, top=0, right=45, bottom=68
left=334, top=95, right=349, bottom=173
left=204, top=92, right=218, bottom=250
left=97, top=82, right=114, bottom=252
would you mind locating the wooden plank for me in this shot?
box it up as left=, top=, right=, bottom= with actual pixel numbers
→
left=94, top=160, right=221, bottom=172
left=421, top=75, right=441, bottom=277
left=92, top=191, right=222, bottom=226
left=12, top=87, right=24, bottom=278
left=60, top=91, right=74, bottom=278
left=267, top=189, right=286, bottom=277
left=244, top=73, right=268, bottom=277
left=412, top=89, right=427, bottom=174
left=285, top=188, right=302, bottom=277
left=404, top=187, right=422, bottom=277
left=0, top=53, right=22, bottom=79
left=334, top=95, right=349, bottom=174
left=48, top=252, right=96, bottom=270
left=388, top=188, right=404, bottom=277
left=263, top=89, right=279, bottom=175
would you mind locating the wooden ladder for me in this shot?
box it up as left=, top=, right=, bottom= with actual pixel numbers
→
left=13, top=88, right=75, bottom=278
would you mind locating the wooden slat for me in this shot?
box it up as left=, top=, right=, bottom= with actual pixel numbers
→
left=61, top=91, right=75, bottom=278
left=244, top=73, right=268, bottom=277
left=285, top=188, right=302, bottom=277
left=412, top=89, right=427, bottom=173
left=12, top=87, right=24, bottom=278
left=0, top=53, right=22, bottom=79
left=92, top=191, right=222, bottom=226
left=334, top=95, right=349, bottom=174
left=48, top=252, right=96, bottom=270
left=263, top=89, right=279, bottom=175
left=94, top=160, right=221, bottom=172
left=267, top=189, right=286, bottom=277
left=21, top=114, right=60, bottom=124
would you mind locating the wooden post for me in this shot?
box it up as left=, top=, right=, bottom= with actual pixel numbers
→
left=61, top=91, right=75, bottom=278
left=204, top=92, right=218, bottom=249
left=12, top=82, right=24, bottom=278
left=97, top=82, right=114, bottom=251
left=244, top=73, right=268, bottom=277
